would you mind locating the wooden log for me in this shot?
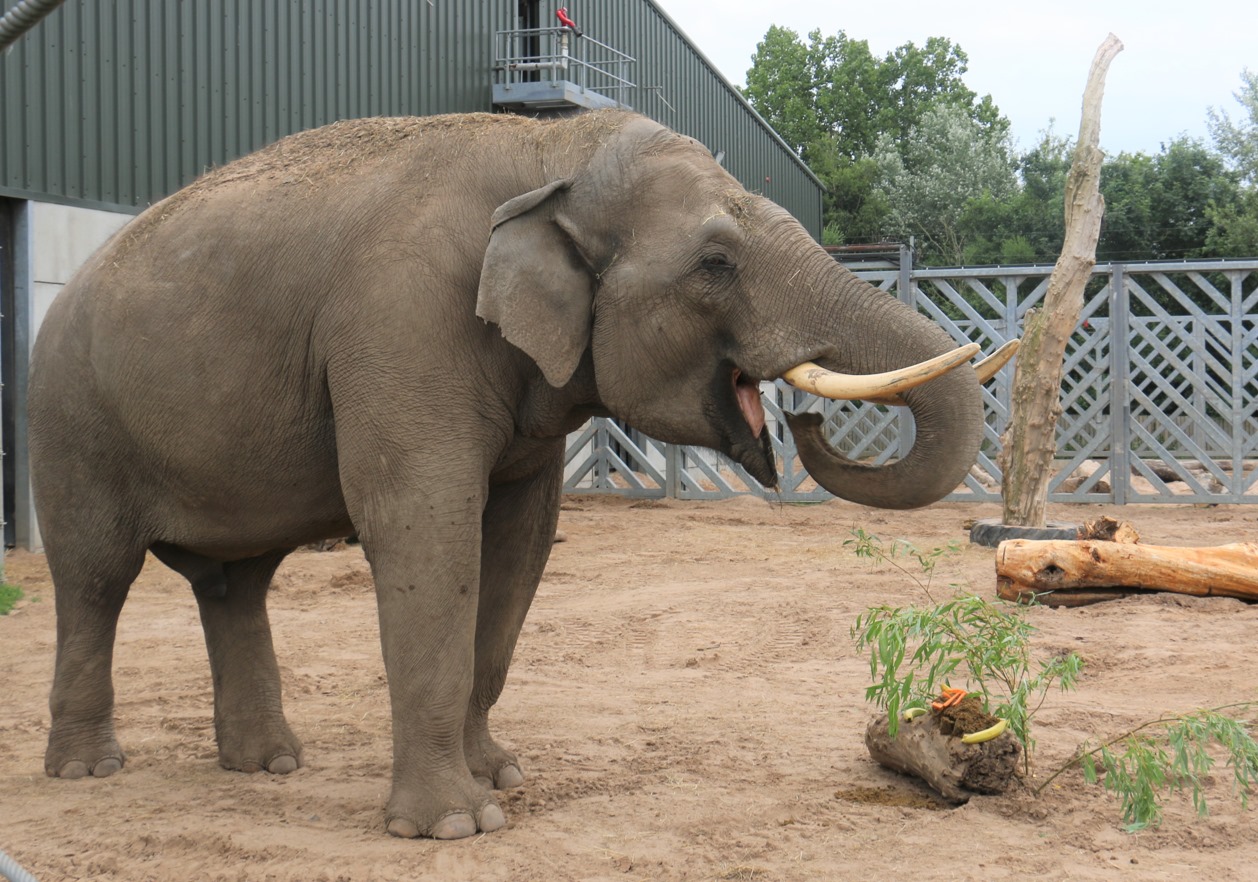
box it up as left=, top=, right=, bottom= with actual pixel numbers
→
left=864, top=706, right=1022, bottom=803
left=997, top=581, right=1147, bottom=607
left=996, top=539, right=1258, bottom=606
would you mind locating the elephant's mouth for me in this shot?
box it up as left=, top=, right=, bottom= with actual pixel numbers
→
left=718, top=367, right=778, bottom=489
left=732, top=369, right=766, bottom=438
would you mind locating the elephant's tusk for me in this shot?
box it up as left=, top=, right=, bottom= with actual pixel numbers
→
left=782, top=343, right=979, bottom=402
left=974, top=338, right=1020, bottom=383
left=861, top=339, right=1021, bottom=407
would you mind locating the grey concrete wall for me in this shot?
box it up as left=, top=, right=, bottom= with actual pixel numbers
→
left=13, top=200, right=133, bottom=550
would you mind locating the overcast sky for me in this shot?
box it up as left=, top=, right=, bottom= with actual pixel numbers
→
left=653, top=0, right=1253, bottom=157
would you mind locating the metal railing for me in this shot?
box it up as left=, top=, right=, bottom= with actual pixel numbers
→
left=492, top=26, right=636, bottom=109
left=564, top=258, right=1258, bottom=504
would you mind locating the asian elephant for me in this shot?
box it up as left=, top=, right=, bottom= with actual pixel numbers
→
left=29, top=110, right=993, bottom=839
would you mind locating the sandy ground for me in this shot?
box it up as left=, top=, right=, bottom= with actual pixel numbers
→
left=2, top=496, right=1257, bottom=882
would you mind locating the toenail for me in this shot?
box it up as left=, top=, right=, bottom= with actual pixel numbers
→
left=479, top=804, right=506, bottom=832
left=268, top=755, right=298, bottom=774
left=431, top=811, right=477, bottom=840
left=92, top=757, right=123, bottom=777
left=386, top=817, right=420, bottom=838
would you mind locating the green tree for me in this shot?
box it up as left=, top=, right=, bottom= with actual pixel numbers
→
left=741, top=25, right=832, bottom=158
left=743, top=26, right=1008, bottom=245
left=873, top=103, right=1016, bottom=264
left=959, top=133, right=1240, bottom=264
left=958, top=128, right=1071, bottom=264
left=1207, top=69, right=1258, bottom=255
left=1095, top=151, right=1156, bottom=260
left=1099, top=139, right=1239, bottom=261
left=1206, top=192, right=1258, bottom=255
left=810, top=150, right=889, bottom=246
left=1147, top=138, right=1238, bottom=259
left=1209, top=68, right=1258, bottom=184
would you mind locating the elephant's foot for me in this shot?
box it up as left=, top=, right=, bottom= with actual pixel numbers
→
left=385, top=775, right=507, bottom=839
left=46, top=720, right=126, bottom=779
left=45, top=736, right=126, bottom=779
left=464, top=727, right=525, bottom=790
left=216, top=719, right=303, bottom=774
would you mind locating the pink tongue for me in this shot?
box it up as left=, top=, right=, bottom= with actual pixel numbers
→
left=736, top=382, right=766, bottom=438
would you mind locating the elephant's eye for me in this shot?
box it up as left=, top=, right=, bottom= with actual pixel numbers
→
left=700, top=254, right=736, bottom=274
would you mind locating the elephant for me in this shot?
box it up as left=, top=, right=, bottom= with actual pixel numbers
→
left=29, top=110, right=998, bottom=840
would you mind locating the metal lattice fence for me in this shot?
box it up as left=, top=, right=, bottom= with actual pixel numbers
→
left=564, top=258, right=1258, bottom=504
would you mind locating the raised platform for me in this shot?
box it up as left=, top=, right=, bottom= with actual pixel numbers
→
left=492, top=81, right=626, bottom=111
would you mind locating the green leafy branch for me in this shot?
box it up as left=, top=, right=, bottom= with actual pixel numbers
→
left=1036, top=703, right=1258, bottom=831
left=844, top=527, right=958, bottom=603
left=846, top=528, right=1080, bottom=769
left=852, top=593, right=1081, bottom=770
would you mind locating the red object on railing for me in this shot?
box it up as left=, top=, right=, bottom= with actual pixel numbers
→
left=556, top=7, right=582, bottom=37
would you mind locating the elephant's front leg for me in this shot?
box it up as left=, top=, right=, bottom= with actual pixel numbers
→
left=465, top=449, right=564, bottom=790
left=361, top=490, right=506, bottom=840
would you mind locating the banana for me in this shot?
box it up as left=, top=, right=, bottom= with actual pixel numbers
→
left=902, top=706, right=927, bottom=721
left=961, top=718, right=1008, bottom=744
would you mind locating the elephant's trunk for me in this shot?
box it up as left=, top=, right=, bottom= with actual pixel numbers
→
left=779, top=263, right=985, bottom=510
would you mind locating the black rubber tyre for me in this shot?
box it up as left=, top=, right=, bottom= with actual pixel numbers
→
left=968, top=518, right=1078, bottom=548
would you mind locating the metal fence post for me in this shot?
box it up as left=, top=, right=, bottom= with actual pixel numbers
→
left=1231, top=269, right=1244, bottom=501
left=1192, top=319, right=1207, bottom=453
left=665, top=443, right=679, bottom=498
left=1109, top=264, right=1130, bottom=504
left=896, top=244, right=916, bottom=459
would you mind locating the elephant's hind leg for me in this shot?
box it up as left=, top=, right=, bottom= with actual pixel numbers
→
left=44, top=538, right=146, bottom=779
left=191, top=549, right=302, bottom=774
left=465, top=450, right=564, bottom=791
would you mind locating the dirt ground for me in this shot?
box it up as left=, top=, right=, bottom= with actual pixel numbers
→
left=2, top=496, right=1257, bottom=882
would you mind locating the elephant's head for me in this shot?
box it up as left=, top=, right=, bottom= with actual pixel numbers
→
left=478, top=113, right=1004, bottom=509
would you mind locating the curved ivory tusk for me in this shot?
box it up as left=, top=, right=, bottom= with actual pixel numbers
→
left=782, top=343, right=979, bottom=401
left=864, top=338, right=1022, bottom=407
left=974, top=338, right=1020, bottom=383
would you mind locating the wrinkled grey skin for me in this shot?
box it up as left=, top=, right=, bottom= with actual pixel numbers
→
left=29, top=110, right=982, bottom=839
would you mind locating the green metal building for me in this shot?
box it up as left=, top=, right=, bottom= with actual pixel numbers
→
left=0, top=1, right=823, bottom=550
left=0, top=0, right=822, bottom=220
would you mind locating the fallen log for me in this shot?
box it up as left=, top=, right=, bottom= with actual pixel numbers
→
left=996, top=538, right=1258, bottom=606
left=864, top=697, right=1022, bottom=803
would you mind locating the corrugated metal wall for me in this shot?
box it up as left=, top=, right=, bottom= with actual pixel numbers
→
left=0, top=0, right=821, bottom=234
left=628, top=1, right=823, bottom=235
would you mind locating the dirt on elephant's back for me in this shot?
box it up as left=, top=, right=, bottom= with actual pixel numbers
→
left=188, top=114, right=519, bottom=189
left=114, top=110, right=637, bottom=259
left=3, top=496, right=1258, bottom=881
left=140, top=116, right=458, bottom=223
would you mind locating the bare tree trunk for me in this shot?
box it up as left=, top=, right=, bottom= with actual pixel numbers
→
left=999, top=34, right=1124, bottom=527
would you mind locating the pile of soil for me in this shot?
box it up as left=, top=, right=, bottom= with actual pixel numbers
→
left=938, top=694, right=1003, bottom=737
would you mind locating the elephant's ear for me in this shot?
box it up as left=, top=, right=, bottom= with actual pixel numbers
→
left=476, top=179, right=593, bottom=388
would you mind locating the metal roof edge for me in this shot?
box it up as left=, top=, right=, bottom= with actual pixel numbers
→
left=641, top=0, right=825, bottom=190
left=0, top=187, right=141, bottom=216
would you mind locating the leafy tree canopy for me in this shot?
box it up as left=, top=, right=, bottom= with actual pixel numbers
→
left=1209, top=68, right=1258, bottom=184
left=746, top=27, right=1258, bottom=263
left=874, top=103, right=1016, bottom=264
left=1206, top=69, right=1258, bottom=255
left=1100, top=138, right=1239, bottom=261
left=963, top=135, right=1243, bottom=264
left=743, top=26, right=1007, bottom=246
